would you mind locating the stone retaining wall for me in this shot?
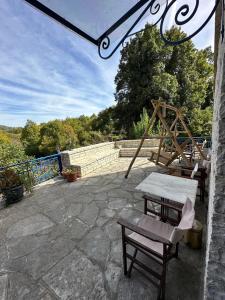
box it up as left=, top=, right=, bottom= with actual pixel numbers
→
left=61, top=142, right=120, bottom=176
left=116, top=139, right=159, bottom=157
left=115, top=139, right=160, bottom=148
left=61, top=139, right=160, bottom=176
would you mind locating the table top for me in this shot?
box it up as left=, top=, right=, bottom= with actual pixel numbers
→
left=135, top=172, right=198, bottom=205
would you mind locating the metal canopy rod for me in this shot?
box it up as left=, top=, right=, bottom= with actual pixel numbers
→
left=25, top=0, right=151, bottom=46
left=25, top=0, right=98, bottom=45
left=98, top=0, right=150, bottom=41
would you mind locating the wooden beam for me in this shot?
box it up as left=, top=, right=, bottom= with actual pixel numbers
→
left=125, top=103, right=158, bottom=178
left=153, top=103, right=192, bottom=167
left=170, top=115, right=179, bottom=131
left=178, top=112, right=206, bottom=160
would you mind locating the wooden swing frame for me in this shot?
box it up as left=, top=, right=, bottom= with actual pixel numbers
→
left=125, top=100, right=206, bottom=178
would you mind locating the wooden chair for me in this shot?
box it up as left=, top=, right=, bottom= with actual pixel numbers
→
left=143, top=195, right=183, bottom=226
left=118, top=198, right=195, bottom=300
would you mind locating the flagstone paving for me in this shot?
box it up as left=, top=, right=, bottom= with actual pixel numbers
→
left=0, top=158, right=206, bottom=299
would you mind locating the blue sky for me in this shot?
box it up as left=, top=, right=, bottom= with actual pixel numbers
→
left=0, top=0, right=215, bottom=127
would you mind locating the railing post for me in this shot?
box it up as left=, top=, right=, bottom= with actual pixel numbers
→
left=57, top=151, right=63, bottom=174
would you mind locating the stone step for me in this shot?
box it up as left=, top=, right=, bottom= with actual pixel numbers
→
left=119, top=147, right=158, bottom=157
left=115, top=139, right=160, bottom=149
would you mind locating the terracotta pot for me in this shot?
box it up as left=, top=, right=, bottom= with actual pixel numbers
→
left=76, top=172, right=81, bottom=179
left=62, top=171, right=68, bottom=179
left=67, top=173, right=77, bottom=182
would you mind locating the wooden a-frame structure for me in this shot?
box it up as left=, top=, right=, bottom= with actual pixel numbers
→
left=125, top=100, right=207, bottom=178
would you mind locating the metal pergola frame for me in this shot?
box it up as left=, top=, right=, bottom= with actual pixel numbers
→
left=25, top=0, right=223, bottom=59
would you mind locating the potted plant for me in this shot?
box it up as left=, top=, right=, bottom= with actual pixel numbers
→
left=0, top=169, right=24, bottom=205
left=65, top=168, right=77, bottom=182
left=61, top=169, right=69, bottom=179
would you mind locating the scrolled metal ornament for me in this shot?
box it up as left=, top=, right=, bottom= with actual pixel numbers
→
left=98, top=0, right=168, bottom=59
left=160, top=0, right=221, bottom=46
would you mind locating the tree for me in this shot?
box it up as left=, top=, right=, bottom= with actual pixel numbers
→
left=114, top=24, right=214, bottom=135
left=0, top=130, right=11, bottom=144
left=21, top=120, right=41, bottom=156
left=38, top=120, right=78, bottom=155
left=92, top=107, right=116, bottom=134
left=189, top=107, right=213, bottom=136
left=0, top=143, right=31, bottom=167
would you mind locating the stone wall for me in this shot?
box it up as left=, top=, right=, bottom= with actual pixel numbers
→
left=204, top=14, right=225, bottom=298
left=61, top=142, right=120, bottom=176
left=115, top=139, right=160, bottom=157
left=115, top=139, right=160, bottom=148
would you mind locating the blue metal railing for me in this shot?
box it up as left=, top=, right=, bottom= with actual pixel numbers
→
left=176, top=136, right=212, bottom=148
left=0, top=153, right=62, bottom=186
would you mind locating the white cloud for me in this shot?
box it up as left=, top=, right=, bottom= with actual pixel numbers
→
left=0, top=0, right=119, bottom=126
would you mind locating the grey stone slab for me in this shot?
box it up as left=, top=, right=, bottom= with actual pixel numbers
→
left=8, top=237, right=75, bottom=280
left=0, top=243, right=10, bottom=269
left=0, top=210, right=41, bottom=237
left=78, top=228, right=110, bottom=266
left=110, top=240, right=122, bottom=265
left=96, top=217, right=109, bottom=227
left=7, top=235, right=50, bottom=259
left=101, top=208, right=116, bottom=218
left=105, top=222, right=121, bottom=241
left=118, top=208, right=142, bottom=222
left=105, top=262, right=122, bottom=294
left=0, top=274, right=7, bottom=300
left=117, top=273, right=156, bottom=300
left=108, top=198, right=128, bottom=210
left=40, top=293, right=57, bottom=300
left=43, top=248, right=107, bottom=300
left=63, top=218, right=89, bottom=240
left=38, top=197, right=66, bottom=212
left=95, top=201, right=109, bottom=209
left=108, top=189, right=132, bottom=199
left=6, top=214, right=55, bottom=240
left=79, top=202, right=99, bottom=226
left=93, top=183, right=118, bottom=194
left=66, top=203, right=82, bottom=218
left=6, top=224, right=66, bottom=259
left=6, top=271, right=45, bottom=300
left=94, top=192, right=108, bottom=201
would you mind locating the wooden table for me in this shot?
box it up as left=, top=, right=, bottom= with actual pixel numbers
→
left=136, top=172, right=198, bottom=226
left=136, top=172, right=198, bottom=205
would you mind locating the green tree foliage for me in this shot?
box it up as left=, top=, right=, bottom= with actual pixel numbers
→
left=114, top=25, right=214, bottom=134
left=0, top=130, right=11, bottom=144
left=21, top=120, right=41, bottom=156
left=131, top=108, right=150, bottom=138
left=38, top=120, right=78, bottom=155
left=0, top=143, right=31, bottom=167
left=189, top=107, right=213, bottom=136
left=92, top=107, right=115, bottom=134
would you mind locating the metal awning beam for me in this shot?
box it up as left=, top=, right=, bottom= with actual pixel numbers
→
left=24, top=0, right=223, bottom=59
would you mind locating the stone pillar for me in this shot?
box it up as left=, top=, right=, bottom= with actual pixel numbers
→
left=204, top=4, right=225, bottom=298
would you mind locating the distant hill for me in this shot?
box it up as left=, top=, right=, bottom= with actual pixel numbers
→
left=0, top=125, right=22, bottom=134
left=0, top=125, right=12, bottom=131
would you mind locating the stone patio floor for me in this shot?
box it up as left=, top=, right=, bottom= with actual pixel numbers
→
left=0, top=158, right=206, bottom=300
